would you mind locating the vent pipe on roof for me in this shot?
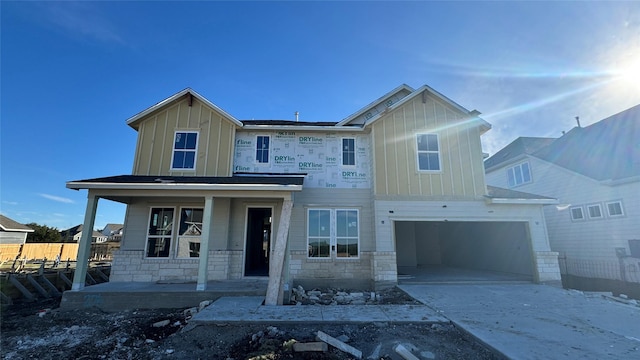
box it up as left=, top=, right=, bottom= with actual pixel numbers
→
left=575, top=116, right=581, bottom=128
left=295, top=111, right=299, bottom=122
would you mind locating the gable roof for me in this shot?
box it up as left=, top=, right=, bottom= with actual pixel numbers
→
left=533, top=104, right=640, bottom=181
left=485, top=104, right=640, bottom=181
left=0, top=215, right=34, bottom=232
left=337, top=84, right=414, bottom=126
left=103, top=223, right=124, bottom=232
left=362, top=84, right=492, bottom=133
left=484, top=137, right=556, bottom=170
left=126, top=88, right=244, bottom=130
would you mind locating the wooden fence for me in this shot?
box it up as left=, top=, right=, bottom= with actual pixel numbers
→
left=0, top=242, right=120, bottom=262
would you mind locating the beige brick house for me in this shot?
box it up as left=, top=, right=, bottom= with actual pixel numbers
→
left=67, top=84, right=561, bottom=302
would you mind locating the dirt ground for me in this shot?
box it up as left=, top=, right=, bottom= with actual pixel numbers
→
left=1, top=289, right=498, bottom=360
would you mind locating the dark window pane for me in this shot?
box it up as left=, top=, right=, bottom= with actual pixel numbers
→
left=184, top=151, right=195, bottom=168
left=175, top=133, right=186, bottom=149
left=148, top=208, right=174, bottom=236
left=427, top=153, right=440, bottom=170
left=173, top=152, right=185, bottom=168
left=185, top=133, right=197, bottom=149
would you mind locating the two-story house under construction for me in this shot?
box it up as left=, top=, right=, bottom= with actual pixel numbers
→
left=66, top=84, right=561, bottom=304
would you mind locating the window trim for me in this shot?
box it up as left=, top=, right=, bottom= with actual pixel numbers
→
left=341, top=137, right=356, bottom=167
left=605, top=200, right=624, bottom=217
left=586, top=203, right=604, bottom=219
left=255, top=135, right=270, bottom=164
left=306, top=208, right=360, bottom=259
left=416, top=133, right=442, bottom=172
left=145, top=207, right=176, bottom=258
left=570, top=206, right=585, bottom=221
left=175, top=207, right=204, bottom=258
left=307, top=208, right=332, bottom=259
left=170, top=131, right=199, bottom=171
left=507, top=162, right=532, bottom=188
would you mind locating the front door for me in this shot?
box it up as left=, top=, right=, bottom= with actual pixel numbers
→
left=244, top=208, right=272, bottom=276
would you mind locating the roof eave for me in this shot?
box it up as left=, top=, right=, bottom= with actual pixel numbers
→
left=336, top=84, right=415, bottom=126
left=364, top=85, right=489, bottom=130
left=484, top=197, right=559, bottom=205
left=241, top=125, right=364, bottom=132
left=126, top=88, right=243, bottom=129
left=66, top=181, right=303, bottom=192
left=0, top=224, right=34, bottom=233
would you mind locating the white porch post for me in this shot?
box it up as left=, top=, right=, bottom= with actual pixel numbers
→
left=71, top=192, right=99, bottom=291
left=265, top=199, right=293, bottom=305
left=196, top=195, right=214, bottom=291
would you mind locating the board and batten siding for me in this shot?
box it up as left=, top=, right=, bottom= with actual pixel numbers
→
left=132, top=95, right=236, bottom=177
left=371, top=93, right=486, bottom=198
left=486, top=156, right=640, bottom=261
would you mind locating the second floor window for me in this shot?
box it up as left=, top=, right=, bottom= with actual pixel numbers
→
left=256, top=135, right=270, bottom=164
left=416, top=134, right=441, bottom=171
left=342, top=138, right=355, bottom=166
left=507, top=162, right=531, bottom=187
left=172, top=131, right=198, bottom=170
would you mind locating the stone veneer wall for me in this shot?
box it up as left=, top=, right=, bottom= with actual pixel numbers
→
left=534, top=251, right=562, bottom=283
left=371, top=251, right=397, bottom=287
left=288, top=251, right=373, bottom=281
left=110, top=250, right=243, bottom=282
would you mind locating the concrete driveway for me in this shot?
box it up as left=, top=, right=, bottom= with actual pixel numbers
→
left=399, top=283, right=640, bottom=359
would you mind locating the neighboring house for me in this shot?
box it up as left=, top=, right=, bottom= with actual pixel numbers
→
left=61, top=225, right=107, bottom=243
left=0, top=215, right=34, bottom=244
left=485, top=105, right=640, bottom=279
left=67, top=85, right=561, bottom=295
left=101, top=223, right=124, bottom=242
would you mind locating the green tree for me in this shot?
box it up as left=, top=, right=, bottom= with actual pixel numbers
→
left=25, top=223, right=62, bottom=243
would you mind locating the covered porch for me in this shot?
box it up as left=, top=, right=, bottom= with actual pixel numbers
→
left=60, top=278, right=268, bottom=311
left=65, top=174, right=303, bottom=306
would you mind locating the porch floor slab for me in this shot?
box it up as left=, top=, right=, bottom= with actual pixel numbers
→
left=60, top=279, right=268, bottom=312
left=191, top=296, right=448, bottom=324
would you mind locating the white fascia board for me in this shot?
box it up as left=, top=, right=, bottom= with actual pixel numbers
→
left=0, top=225, right=34, bottom=232
left=241, top=125, right=365, bottom=132
left=336, top=84, right=415, bottom=126
left=364, top=85, right=491, bottom=131
left=126, top=88, right=243, bottom=128
left=66, top=182, right=303, bottom=192
left=484, top=197, right=559, bottom=205
left=601, top=175, right=640, bottom=186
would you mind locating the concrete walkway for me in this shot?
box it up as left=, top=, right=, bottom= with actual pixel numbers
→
left=191, top=296, right=449, bottom=324
left=400, top=283, right=640, bottom=360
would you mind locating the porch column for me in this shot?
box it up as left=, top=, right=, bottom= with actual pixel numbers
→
left=265, top=199, right=293, bottom=305
left=71, top=192, right=99, bottom=291
left=196, top=195, right=214, bottom=291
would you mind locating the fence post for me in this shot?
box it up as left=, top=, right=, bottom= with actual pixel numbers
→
left=615, top=247, right=628, bottom=283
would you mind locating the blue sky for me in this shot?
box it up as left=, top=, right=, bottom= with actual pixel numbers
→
left=2, top=1, right=639, bottom=230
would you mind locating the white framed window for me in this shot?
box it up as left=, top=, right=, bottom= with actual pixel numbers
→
left=606, top=201, right=624, bottom=217
left=146, top=207, right=174, bottom=258
left=171, top=131, right=198, bottom=170
left=587, top=203, right=603, bottom=219
left=176, top=207, right=204, bottom=258
left=416, top=133, right=441, bottom=171
left=342, top=138, right=356, bottom=166
left=256, top=135, right=270, bottom=164
left=507, top=162, right=532, bottom=187
left=307, top=208, right=359, bottom=259
left=570, top=206, right=585, bottom=221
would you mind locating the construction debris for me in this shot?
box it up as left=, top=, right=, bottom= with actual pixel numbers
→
left=316, top=330, right=362, bottom=359
left=293, top=341, right=329, bottom=352
left=394, top=343, right=420, bottom=360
